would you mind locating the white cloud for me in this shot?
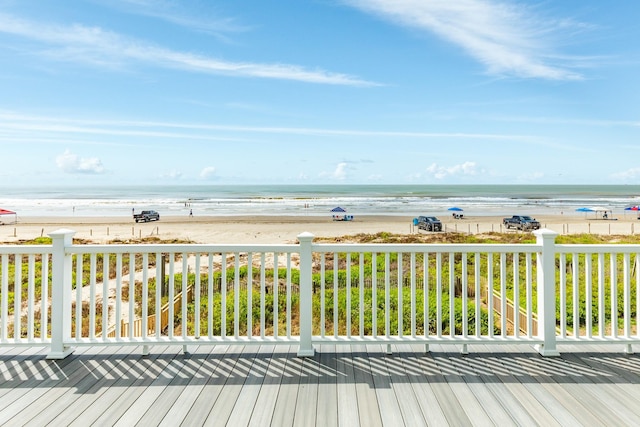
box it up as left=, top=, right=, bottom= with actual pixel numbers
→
left=426, top=161, right=477, bottom=179
left=320, top=162, right=350, bottom=181
left=56, top=149, right=105, bottom=174
left=162, top=169, right=183, bottom=179
left=0, top=13, right=375, bottom=86
left=345, top=0, right=584, bottom=80
left=611, top=168, right=640, bottom=182
left=199, top=166, right=217, bottom=180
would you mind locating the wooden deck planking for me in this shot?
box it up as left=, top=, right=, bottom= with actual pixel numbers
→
left=1, top=344, right=640, bottom=426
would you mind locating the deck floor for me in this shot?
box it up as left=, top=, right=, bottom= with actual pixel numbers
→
left=1, top=343, right=640, bottom=426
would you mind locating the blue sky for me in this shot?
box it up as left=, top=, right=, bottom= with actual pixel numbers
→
left=0, top=0, right=639, bottom=186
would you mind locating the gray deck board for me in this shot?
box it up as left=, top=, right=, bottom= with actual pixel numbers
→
left=248, top=345, right=288, bottom=427
left=396, top=345, right=450, bottom=426
left=314, top=344, right=338, bottom=427
left=1, top=343, right=640, bottom=426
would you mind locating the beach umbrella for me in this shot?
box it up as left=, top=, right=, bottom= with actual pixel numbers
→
left=331, top=207, right=346, bottom=213
left=625, top=206, right=640, bottom=211
left=448, top=207, right=463, bottom=211
left=576, top=207, right=594, bottom=212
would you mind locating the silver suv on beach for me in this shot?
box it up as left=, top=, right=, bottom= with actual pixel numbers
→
left=417, top=216, right=442, bottom=232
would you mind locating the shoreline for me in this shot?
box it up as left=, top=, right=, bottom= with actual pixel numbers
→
left=3, top=213, right=640, bottom=244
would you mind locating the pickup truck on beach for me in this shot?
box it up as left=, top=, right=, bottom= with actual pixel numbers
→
left=503, top=215, right=540, bottom=231
left=133, top=210, right=160, bottom=223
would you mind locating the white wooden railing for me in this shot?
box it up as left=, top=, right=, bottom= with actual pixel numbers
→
left=1, top=229, right=639, bottom=359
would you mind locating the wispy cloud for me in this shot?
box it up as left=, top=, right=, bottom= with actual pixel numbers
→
left=345, top=0, right=586, bottom=80
left=0, top=13, right=375, bottom=86
left=104, top=0, right=249, bottom=38
left=0, top=111, right=541, bottom=145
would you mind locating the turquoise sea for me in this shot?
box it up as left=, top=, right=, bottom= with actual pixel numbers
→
left=1, top=185, right=640, bottom=217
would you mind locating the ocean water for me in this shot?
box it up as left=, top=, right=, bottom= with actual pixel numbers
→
left=1, top=184, right=640, bottom=218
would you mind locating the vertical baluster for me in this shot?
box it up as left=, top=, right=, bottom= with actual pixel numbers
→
left=115, top=253, right=122, bottom=340
left=155, top=252, right=162, bottom=339
left=449, top=252, right=455, bottom=338
left=14, top=254, right=22, bottom=341
left=207, top=253, right=214, bottom=340
left=274, top=253, right=280, bottom=340
left=461, top=253, right=468, bottom=339
left=320, top=253, right=325, bottom=339
left=89, top=254, right=96, bottom=340
left=526, top=253, right=533, bottom=339
left=168, top=253, right=175, bottom=340
left=41, top=254, right=49, bottom=341
left=474, top=253, right=481, bottom=338
left=636, top=254, right=640, bottom=341
left=28, top=254, right=36, bottom=341
left=260, top=253, right=266, bottom=339
left=624, top=253, right=631, bottom=338
left=195, top=253, right=201, bottom=339
left=286, top=253, right=292, bottom=339
left=359, top=253, right=365, bottom=339
left=247, top=253, right=253, bottom=339
left=385, top=252, right=390, bottom=339
left=75, top=254, right=82, bottom=340
left=398, top=252, right=403, bottom=338
left=1, top=254, right=8, bottom=341
left=181, top=254, right=188, bottom=339
left=372, top=252, right=378, bottom=339
left=487, top=253, right=493, bottom=338
left=234, top=253, right=240, bottom=339
left=129, top=253, right=135, bottom=339
left=142, top=253, right=149, bottom=340
left=102, top=253, right=109, bottom=340
left=221, top=253, right=228, bottom=339
left=334, top=253, right=339, bottom=338
left=424, top=253, right=430, bottom=340
left=436, top=252, right=442, bottom=338
left=513, top=252, right=519, bottom=338
left=410, top=253, right=416, bottom=338
left=346, top=252, right=351, bottom=339
left=611, top=254, right=618, bottom=339
left=499, top=252, right=506, bottom=337
left=572, top=252, right=579, bottom=338
left=559, top=253, right=566, bottom=338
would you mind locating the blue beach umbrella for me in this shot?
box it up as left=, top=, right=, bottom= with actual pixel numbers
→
left=576, top=207, right=594, bottom=212
left=331, top=207, right=346, bottom=213
left=448, top=207, right=463, bottom=211
left=625, top=206, right=640, bottom=211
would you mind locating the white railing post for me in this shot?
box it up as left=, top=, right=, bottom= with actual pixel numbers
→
left=297, top=232, right=315, bottom=357
left=47, top=229, right=76, bottom=359
left=534, top=229, right=560, bottom=356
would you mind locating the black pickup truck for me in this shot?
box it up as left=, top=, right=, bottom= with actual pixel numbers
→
left=503, top=215, right=540, bottom=231
left=133, top=210, right=160, bottom=223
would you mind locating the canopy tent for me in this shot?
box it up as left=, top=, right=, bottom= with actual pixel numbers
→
left=0, top=208, right=17, bottom=225
left=448, top=206, right=464, bottom=219
left=330, top=206, right=353, bottom=221
left=576, top=207, right=613, bottom=219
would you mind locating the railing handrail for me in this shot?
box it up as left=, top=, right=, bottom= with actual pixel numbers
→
left=1, top=228, right=638, bottom=359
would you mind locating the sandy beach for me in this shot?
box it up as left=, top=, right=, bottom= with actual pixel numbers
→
left=3, top=212, right=640, bottom=244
